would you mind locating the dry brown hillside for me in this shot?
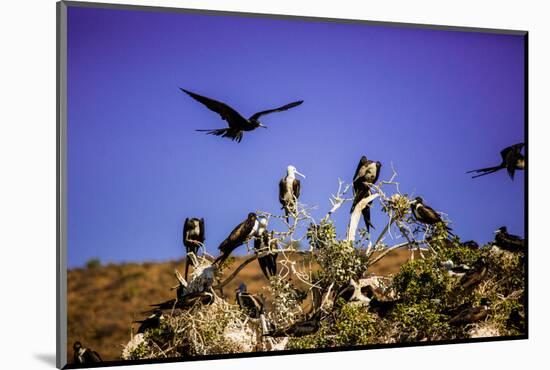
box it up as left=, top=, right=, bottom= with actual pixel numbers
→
left=67, top=248, right=416, bottom=362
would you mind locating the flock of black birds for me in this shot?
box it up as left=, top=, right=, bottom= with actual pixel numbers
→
left=71, top=89, right=525, bottom=364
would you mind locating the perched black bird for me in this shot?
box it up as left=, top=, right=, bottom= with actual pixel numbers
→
left=134, top=310, right=163, bottom=334
left=410, top=197, right=453, bottom=235
left=279, top=165, right=305, bottom=222
left=149, top=290, right=214, bottom=312
left=235, top=283, right=264, bottom=319
left=350, top=156, right=382, bottom=232
left=183, top=217, right=205, bottom=280
left=266, top=311, right=322, bottom=338
left=461, top=240, right=479, bottom=249
left=449, top=300, right=490, bottom=326
left=73, top=341, right=102, bottom=364
left=467, top=143, right=525, bottom=179
left=213, top=213, right=257, bottom=266
left=441, top=260, right=471, bottom=277
left=494, top=226, right=524, bottom=252
left=254, top=227, right=278, bottom=279
left=180, top=88, right=303, bottom=142
left=459, top=257, right=489, bottom=289
left=506, top=307, right=525, bottom=331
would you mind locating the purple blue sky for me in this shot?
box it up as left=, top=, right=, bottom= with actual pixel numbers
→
left=67, top=5, right=525, bottom=268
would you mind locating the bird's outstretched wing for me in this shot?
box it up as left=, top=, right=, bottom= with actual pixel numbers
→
left=180, top=88, right=247, bottom=127
left=249, top=100, right=303, bottom=121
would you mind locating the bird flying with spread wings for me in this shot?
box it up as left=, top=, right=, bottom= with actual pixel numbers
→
left=180, top=88, right=303, bottom=142
left=467, top=143, right=525, bottom=179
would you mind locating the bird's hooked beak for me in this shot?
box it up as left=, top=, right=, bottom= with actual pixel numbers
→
left=295, top=170, right=306, bottom=179
left=258, top=123, right=268, bottom=129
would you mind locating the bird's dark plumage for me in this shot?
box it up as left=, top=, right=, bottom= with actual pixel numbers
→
left=350, top=156, right=381, bottom=232
left=235, top=283, right=264, bottom=319
left=411, top=197, right=454, bottom=235
left=73, top=342, right=102, bottom=364
left=266, top=311, right=322, bottom=338
left=213, top=213, right=257, bottom=266
left=459, top=257, right=488, bottom=289
left=461, top=240, right=480, bottom=249
left=183, top=217, right=205, bottom=280
left=149, top=291, right=214, bottom=312
left=279, top=166, right=304, bottom=222
left=467, top=143, right=525, bottom=179
left=134, top=310, right=163, bottom=334
left=449, top=305, right=490, bottom=326
left=254, top=230, right=278, bottom=279
left=180, top=88, right=303, bottom=142
left=494, top=226, right=524, bottom=252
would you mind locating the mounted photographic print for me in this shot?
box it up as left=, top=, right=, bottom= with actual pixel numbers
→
left=57, top=1, right=528, bottom=368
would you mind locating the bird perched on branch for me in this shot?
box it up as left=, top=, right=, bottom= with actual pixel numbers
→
left=279, top=165, right=305, bottom=223
left=461, top=240, right=479, bottom=249
left=467, top=143, right=525, bottom=179
left=350, top=156, right=381, bottom=232
left=134, top=310, right=164, bottom=334
left=410, top=197, right=453, bottom=235
left=148, top=290, right=214, bottom=312
left=449, top=299, right=491, bottom=326
left=459, top=257, right=489, bottom=289
left=265, top=310, right=323, bottom=338
left=73, top=341, right=102, bottom=364
left=213, top=213, right=257, bottom=266
left=494, top=226, right=524, bottom=252
left=254, top=226, right=278, bottom=279
left=180, top=88, right=303, bottom=142
left=183, top=218, right=205, bottom=280
left=235, top=283, right=264, bottom=319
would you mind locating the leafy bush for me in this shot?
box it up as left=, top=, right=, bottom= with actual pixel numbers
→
left=85, top=258, right=101, bottom=269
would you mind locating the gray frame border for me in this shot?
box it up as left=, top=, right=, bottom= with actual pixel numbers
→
left=56, top=1, right=528, bottom=369
left=57, top=1, right=68, bottom=369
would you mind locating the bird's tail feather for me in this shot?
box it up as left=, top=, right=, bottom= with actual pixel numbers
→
left=466, top=165, right=503, bottom=178
left=196, top=128, right=243, bottom=142
left=362, top=206, right=375, bottom=232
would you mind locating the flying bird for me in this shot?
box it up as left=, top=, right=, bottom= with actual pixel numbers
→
left=494, top=226, right=524, bottom=252
left=410, top=197, right=453, bottom=235
left=279, top=165, right=305, bottom=222
left=180, top=88, right=303, bottom=142
left=235, top=283, right=264, bottom=319
left=183, top=218, right=205, bottom=280
left=134, top=310, right=164, bottom=334
left=73, top=342, right=102, bottom=364
left=213, top=213, right=257, bottom=266
left=467, top=143, right=525, bottom=179
left=254, top=226, right=278, bottom=279
left=350, top=156, right=382, bottom=232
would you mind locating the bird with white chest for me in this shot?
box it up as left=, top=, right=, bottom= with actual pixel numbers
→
left=279, top=165, right=305, bottom=222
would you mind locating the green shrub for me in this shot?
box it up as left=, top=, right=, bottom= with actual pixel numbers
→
left=85, top=258, right=101, bottom=269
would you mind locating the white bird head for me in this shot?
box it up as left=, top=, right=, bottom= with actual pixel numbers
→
left=258, top=217, right=268, bottom=228
left=287, top=165, right=306, bottom=178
